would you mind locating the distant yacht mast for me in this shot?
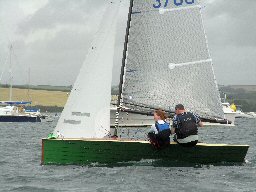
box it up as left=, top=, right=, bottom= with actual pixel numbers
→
left=9, top=44, right=13, bottom=101
left=27, top=67, right=32, bottom=101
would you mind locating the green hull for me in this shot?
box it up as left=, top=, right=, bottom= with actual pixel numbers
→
left=41, top=139, right=249, bottom=166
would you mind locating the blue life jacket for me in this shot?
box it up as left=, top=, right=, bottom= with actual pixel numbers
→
left=155, top=121, right=170, bottom=132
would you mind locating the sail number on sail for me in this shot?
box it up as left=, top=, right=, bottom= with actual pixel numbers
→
left=153, top=0, right=195, bottom=8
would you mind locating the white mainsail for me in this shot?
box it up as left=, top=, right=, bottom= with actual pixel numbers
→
left=54, top=1, right=120, bottom=138
left=121, top=0, right=224, bottom=119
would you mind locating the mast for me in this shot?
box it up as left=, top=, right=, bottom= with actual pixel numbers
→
left=0, top=57, right=1, bottom=100
left=0, top=54, right=8, bottom=100
left=114, top=0, right=134, bottom=137
left=27, top=67, right=32, bottom=101
left=9, top=44, right=13, bottom=101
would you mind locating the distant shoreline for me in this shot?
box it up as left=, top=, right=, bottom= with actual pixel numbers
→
left=0, top=85, right=255, bottom=112
left=0, top=87, right=68, bottom=109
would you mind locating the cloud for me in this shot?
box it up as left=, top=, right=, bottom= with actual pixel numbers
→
left=0, top=0, right=112, bottom=85
left=202, top=0, right=256, bottom=85
left=203, top=0, right=256, bottom=47
left=18, top=0, right=107, bottom=35
left=0, top=0, right=255, bottom=86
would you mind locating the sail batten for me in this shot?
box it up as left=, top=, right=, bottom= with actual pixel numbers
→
left=121, top=0, right=224, bottom=119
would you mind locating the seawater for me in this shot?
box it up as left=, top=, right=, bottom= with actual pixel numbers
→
left=0, top=117, right=255, bottom=192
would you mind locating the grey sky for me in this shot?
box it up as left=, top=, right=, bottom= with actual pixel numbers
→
left=0, top=0, right=255, bottom=86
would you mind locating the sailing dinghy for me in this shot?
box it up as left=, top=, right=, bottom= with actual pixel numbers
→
left=41, top=0, right=249, bottom=166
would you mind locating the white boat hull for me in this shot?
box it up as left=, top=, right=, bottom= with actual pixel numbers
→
left=224, top=112, right=236, bottom=125
left=247, top=112, right=256, bottom=118
left=236, top=112, right=256, bottom=119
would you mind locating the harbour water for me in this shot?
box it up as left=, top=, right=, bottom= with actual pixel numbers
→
left=0, top=117, right=255, bottom=192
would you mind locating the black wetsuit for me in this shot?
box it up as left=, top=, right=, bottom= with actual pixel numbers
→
left=173, top=112, right=199, bottom=147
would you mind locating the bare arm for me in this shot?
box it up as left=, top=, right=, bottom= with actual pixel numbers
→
left=149, top=124, right=158, bottom=134
left=193, top=113, right=203, bottom=128
left=198, top=121, right=203, bottom=127
left=171, top=127, right=175, bottom=135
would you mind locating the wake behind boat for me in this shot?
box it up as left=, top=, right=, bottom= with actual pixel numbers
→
left=41, top=0, right=249, bottom=166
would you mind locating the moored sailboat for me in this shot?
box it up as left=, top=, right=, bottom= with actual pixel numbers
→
left=41, top=0, right=249, bottom=165
left=0, top=101, right=41, bottom=122
left=0, top=45, right=42, bottom=122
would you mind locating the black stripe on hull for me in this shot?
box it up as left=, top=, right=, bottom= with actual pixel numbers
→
left=0, top=115, right=41, bottom=122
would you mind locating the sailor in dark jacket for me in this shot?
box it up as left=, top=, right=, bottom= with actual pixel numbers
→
left=171, top=104, right=203, bottom=147
left=148, top=109, right=171, bottom=149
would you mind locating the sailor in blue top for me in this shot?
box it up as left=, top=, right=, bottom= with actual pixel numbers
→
left=148, top=109, right=171, bottom=149
left=171, top=104, right=203, bottom=147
